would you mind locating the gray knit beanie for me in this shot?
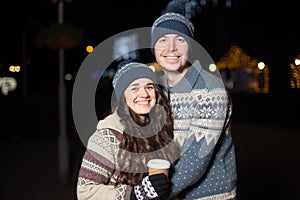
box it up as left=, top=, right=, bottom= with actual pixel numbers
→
left=112, top=62, right=157, bottom=101
left=151, top=12, right=194, bottom=50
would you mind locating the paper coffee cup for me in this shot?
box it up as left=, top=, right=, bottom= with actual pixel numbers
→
left=147, top=159, right=170, bottom=176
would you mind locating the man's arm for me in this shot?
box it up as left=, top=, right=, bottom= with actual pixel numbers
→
left=170, top=88, right=232, bottom=197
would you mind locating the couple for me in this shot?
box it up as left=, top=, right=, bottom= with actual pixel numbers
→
left=77, top=6, right=237, bottom=200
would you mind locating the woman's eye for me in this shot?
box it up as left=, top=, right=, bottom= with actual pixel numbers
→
left=147, top=86, right=154, bottom=90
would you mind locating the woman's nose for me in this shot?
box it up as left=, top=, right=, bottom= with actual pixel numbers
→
left=139, top=87, right=149, bottom=97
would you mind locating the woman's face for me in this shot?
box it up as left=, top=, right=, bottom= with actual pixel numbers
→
left=124, top=78, right=156, bottom=115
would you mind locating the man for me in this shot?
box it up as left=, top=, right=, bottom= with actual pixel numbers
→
left=150, top=4, right=237, bottom=200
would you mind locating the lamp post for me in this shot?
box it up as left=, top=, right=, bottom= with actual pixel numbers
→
left=55, top=0, right=70, bottom=186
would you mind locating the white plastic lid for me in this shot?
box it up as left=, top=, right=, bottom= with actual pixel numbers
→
left=147, top=159, right=170, bottom=169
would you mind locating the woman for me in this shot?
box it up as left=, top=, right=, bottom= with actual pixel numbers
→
left=77, top=61, right=180, bottom=200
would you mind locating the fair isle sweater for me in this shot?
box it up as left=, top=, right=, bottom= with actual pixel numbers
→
left=77, top=112, right=133, bottom=200
left=166, top=60, right=237, bottom=200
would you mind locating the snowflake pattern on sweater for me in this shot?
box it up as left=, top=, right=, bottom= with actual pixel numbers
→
left=165, top=60, right=237, bottom=200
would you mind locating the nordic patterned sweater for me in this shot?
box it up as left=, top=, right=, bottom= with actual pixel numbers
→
left=165, top=60, right=237, bottom=200
left=77, top=112, right=133, bottom=200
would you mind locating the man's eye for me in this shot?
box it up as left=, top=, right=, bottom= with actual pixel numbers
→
left=177, top=37, right=185, bottom=43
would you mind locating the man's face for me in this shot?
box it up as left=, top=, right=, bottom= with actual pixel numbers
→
left=154, top=34, right=189, bottom=72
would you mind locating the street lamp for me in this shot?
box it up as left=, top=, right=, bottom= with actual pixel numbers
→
left=53, top=0, right=71, bottom=186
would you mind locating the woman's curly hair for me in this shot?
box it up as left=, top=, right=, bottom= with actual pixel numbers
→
left=115, top=85, right=180, bottom=186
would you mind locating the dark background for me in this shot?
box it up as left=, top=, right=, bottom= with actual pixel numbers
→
left=1, top=0, right=300, bottom=199
left=1, top=0, right=300, bottom=92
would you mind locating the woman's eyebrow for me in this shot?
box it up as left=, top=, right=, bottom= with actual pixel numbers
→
left=129, top=83, right=139, bottom=87
left=129, top=82, right=154, bottom=87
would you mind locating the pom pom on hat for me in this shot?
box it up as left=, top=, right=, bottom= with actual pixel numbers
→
left=112, top=61, right=157, bottom=101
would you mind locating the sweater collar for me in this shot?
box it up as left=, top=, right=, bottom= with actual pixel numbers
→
left=170, top=60, right=202, bottom=93
left=96, top=110, right=125, bottom=133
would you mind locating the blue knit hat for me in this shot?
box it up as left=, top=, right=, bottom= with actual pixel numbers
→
left=112, top=62, right=157, bottom=101
left=151, top=11, right=194, bottom=50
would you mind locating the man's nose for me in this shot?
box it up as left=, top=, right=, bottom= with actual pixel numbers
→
left=167, top=40, right=177, bottom=52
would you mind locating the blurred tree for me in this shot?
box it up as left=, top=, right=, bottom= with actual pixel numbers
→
left=33, top=23, right=83, bottom=50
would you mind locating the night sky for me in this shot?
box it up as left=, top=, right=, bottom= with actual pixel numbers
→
left=1, top=0, right=300, bottom=94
